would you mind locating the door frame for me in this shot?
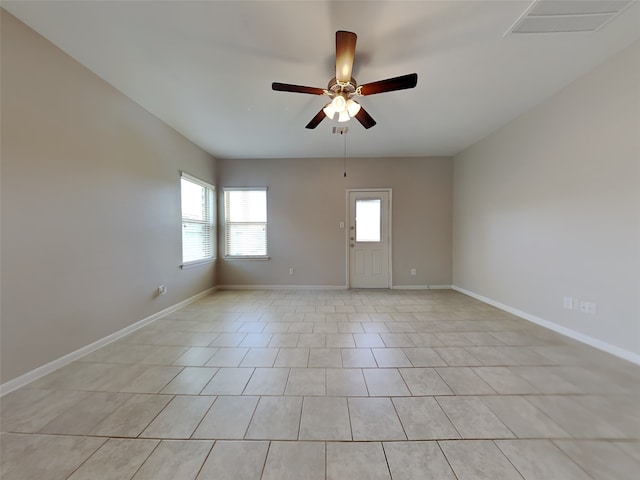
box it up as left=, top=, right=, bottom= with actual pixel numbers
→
left=346, top=188, right=393, bottom=289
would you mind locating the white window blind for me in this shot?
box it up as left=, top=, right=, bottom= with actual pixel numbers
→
left=224, top=188, right=267, bottom=257
left=181, top=173, right=216, bottom=264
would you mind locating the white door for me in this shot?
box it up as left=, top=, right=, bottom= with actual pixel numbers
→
left=348, top=190, right=391, bottom=288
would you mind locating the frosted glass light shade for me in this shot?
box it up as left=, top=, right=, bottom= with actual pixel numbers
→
left=346, top=99, right=361, bottom=116
left=331, top=95, right=347, bottom=112
left=323, top=103, right=336, bottom=119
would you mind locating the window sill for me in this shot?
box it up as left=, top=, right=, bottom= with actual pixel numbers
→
left=180, top=258, right=216, bottom=269
left=224, top=256, right=271, bottom=261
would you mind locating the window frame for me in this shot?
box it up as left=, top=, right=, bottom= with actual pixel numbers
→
left=223, top=187, right=269, bottom=260
left=180, top=172, right=216, bottom=268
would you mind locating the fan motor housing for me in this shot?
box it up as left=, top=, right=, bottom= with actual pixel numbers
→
left=328, top=76, right=357, bottom=95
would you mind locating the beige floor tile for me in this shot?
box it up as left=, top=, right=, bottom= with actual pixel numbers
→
left=287, top=321, right=314, bottom=333
left=67, top=438, right=159, bottom=480
left=204, top=347, right=249, bottom=367
left=326, top=368, right=369, bottom=396
left=526, top=395, right=628, bottom=438
left=209, top=332, right=247, bottom=347
left=353, top=333, right=385, bottom=348
left=90, top=394, right=173, bottom=437
left=197, top=440, right=269, bottom=480
left=326, top=333, right=356, bottom=348
left=39, top=391, right=131, bottom=435
left=462, top=331, right=505, bottom=346
left=297, top=333, right=326, bottom=347
left=312, top=322, right=339, bottom=333
left=274, top=348, right=309, bottom=367
left=245, top=396, right=302, bottom=440
left=371, top=348, right=412, bottom=367
left=140, top=395, right=214, bottom=439
left=383, top=441, right=457, bottom=479
left=0, top=433, right=106, bottom=480
left=326, top=442, right=390, bottom=480
left=496, top=439, right=591, bottom=480
left=243, top=368, right=290, bottom=395
left=436, top=367, right=496, bottom=394
left=309, top=348, right=343, bottom=367
left=338, top=323, right=365, bottom=334
left=200, top=367, right=254, bottom=395
left=403, top=347, right=447, bottom=367
left=472, top=366, right=538, bottom=393
left=398, top=367, right=453, bottom=396
left=132, top=440, right=213, bottom=479
left=348, top=397, right=406, bottom=441
left=393, top=397, right=460, bottom=440
left=480, top=395, right=570, bottom=438
left=268, top=333, right=299, bottom=347
left=613, top=441, right=640, bottom=462
left=285, top=368, right=326, bottom=396
left=362, top=322, right=390, bottom=333
left=262, top=441, right=325, bottom=480
left=554, top=440, right=640, bottom=480
left=341, top=348, right=377, bottom=368
left=141, top=346, right=190, bottom=365
left=379, top=333, right=415, bottom=347
left=160, top=366, right=218, bottom=394
left=1, top=389, right=90, bottom=433
left=172, top=347, right=219, bottom=366
left=299, top=396, right=351, bottom=440
left=436, top=396, right=515, bottom=439
left=440, top=440, right=524, bottom=480
left=239, top=333, right=273, bottom=347
left=362, top=368, right=411, bottom=396
left=239, top=348, right=279, bottom=367
left=193, top=396, right=259, bottom=439
left=434, top=347, right=483, bottom=366
left=408, top=333, right=444, bottom=347
left=119, top=365, right=183, bottom=393
left=509, top=366, right=585, bottom=394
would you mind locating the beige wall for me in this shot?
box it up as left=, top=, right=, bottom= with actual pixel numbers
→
left=1, top=11, right=216, bottom=383
left=217, top=156, right=453, bottom=288
left=453, top=41, right=640, bottom=357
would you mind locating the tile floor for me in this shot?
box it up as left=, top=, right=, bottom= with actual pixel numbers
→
left=1, top=289, right=639, bottom=479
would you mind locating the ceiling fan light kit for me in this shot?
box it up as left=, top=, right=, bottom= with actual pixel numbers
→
left=272, top=30, right=418, bottom=129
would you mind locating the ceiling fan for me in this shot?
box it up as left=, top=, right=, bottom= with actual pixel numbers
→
left=272, top=31, right=418, bottom=129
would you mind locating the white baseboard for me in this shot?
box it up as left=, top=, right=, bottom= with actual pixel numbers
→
left=452, top=285, right=640, bottom=366
left=0, top=287, right=217, bottom=397
left=391, top=285, right=453, bottom=290
left=217, top=285, right=349, bottom=290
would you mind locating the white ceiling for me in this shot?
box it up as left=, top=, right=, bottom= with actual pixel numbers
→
left=3, top=1, right=639, bottom=159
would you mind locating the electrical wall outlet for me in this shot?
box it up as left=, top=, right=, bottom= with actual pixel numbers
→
left=410, top=268, right=417, bottom=276
left=158, top=285, right=167, bottom=296
left=289, top=268, right=295, bottom=275
left=579, top=301, right=596, bottom=315
left=563, top=297, right=578, bottom=310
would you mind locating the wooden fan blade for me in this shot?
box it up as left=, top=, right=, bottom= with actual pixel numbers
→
left=358, top=73, right=418, bottom=96
left=354, top=106, right=376, bottom=129
left=305, top=109, right=327, bottom=129
left=272, top=82, right=325, bottom=95
left=336, top=31, right=357, bottom=83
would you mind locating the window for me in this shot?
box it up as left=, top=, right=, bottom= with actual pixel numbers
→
left=224, top=188, right=268, bottom=258
left=355, top=198, right=382, bottom=242
left=181, top=173, right=215, bottom=265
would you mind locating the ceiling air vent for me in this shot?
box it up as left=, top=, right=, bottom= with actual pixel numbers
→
left=507, top=0, right=633, bottom=34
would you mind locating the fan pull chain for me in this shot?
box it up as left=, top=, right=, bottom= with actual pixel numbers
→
left=343, top=131, right=347, bottom=178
